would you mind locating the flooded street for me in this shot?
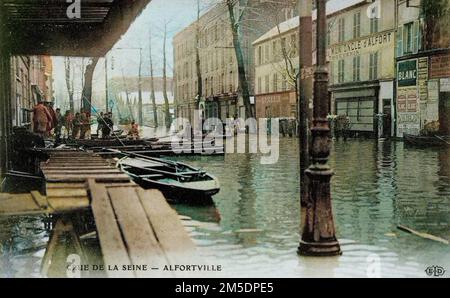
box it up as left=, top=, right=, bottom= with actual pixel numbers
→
left=1, top=137, right=448, bottom=278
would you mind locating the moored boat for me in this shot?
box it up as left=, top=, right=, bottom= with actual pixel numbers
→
left=404, top=134, right=450, bottom=147
left=117, top=155, right=220, bottom=204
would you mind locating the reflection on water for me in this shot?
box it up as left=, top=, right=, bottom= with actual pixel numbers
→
left=1, top=138, right=449, bottom=277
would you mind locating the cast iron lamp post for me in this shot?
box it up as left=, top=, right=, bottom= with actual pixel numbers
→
left=298, top=0, right=342, bottom=257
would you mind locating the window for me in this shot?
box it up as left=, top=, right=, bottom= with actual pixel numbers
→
left=265, top=44, right=270, bottom=63
left=265, top=75, right=269, bottom=93
left=272, top=41, right=277, bottom=61
left=338, top=59, right=345, bottom=83
left=403, top=22, right=414, bottom=54
left=338, top=18, right=345, bottom=42
left=353, top=56, right=361, bottom=81
left=369, top=52, right=378, bottom=80
left=327, top=22, right=332, bottom=46
left=281, top=75, right=287, bottom=91
left=281, top=37, right=287, bottom=54
left=353, top=12, right=361, bottom=39
left=370, top=17, right=379, bottom=34
left=257, top=47, right=262, bottom=65
left=290, top=34, right=297, bottom=57
left=273, top=73, right=278, bottom=92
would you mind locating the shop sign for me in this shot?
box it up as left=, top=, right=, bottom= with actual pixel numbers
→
left=329, top=30, right=394, bottom=60
left=430, top=54, right=450, bottom=79
left=398, top=59, right=418, bottom=87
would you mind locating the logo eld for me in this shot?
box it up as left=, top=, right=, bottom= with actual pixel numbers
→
left=425, top=266, right=446, bottom=277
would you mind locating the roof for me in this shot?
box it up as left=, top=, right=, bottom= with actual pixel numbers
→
left=2, top=0, right=152, bottom=56
left=118, top=91, right=174, bottom=105
left=253, top=0, right=367, bottom=45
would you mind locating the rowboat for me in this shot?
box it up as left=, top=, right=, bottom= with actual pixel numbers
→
left=117, top=154, right=220, bottom=204
left=404, top=134, right=450, bottom=147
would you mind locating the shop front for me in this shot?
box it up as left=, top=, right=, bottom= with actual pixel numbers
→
left=255, top=91, right=297, bottom=120
left=396, top=58, right=420, bottom=137
left=429, top=52, right=450, bottom=135
left=331, top=83, right=380, bottom=137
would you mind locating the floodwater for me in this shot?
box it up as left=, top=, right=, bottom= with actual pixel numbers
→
left=0, top=136, right=449, bottom=278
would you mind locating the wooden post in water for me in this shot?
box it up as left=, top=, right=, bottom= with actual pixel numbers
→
left=298, top=0, right=342, bottom=257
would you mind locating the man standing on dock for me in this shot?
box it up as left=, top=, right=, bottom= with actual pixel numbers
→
left=32, top=100, right=52, bottom=138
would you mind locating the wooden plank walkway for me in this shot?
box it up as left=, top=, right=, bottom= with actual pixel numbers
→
left=4, top=150, right=196, bottom=277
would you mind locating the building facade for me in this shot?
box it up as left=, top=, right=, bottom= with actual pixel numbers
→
left=173, top=1, right=296, bottom=125
left=10, top=55, right=53, bottom=129
left=328, top=0, right=397, bottom=137
left=253, top=17, right=299, bottom=120
left=395, top=0, right=450, bottom=137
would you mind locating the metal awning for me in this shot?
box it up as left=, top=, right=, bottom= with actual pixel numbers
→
left=2, top=0, right=151, bottom=56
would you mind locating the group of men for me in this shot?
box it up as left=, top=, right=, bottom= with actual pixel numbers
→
left=32, top=100, right=140, bottom=140
left=32, top=100, right=94, bottom=140
left=96, top=112, right=115, bottom=139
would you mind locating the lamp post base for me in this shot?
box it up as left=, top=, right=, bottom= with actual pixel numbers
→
left=298, top=240, right=342, bottom=257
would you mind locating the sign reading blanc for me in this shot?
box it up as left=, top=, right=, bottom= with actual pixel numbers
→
left=398, top=59, right=418, bottom=87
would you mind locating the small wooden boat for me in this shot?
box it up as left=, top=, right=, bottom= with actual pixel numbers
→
left=117, top=154, right=220, bottom=204
left=404, top=134, right=450, bottom=147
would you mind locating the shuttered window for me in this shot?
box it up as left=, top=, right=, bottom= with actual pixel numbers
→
left=353, top=56, right=361, bottom=81
left=397, top=26, right=403, bottom=57
left=369, top=52, right=379, bottom=80
left=338, top=60, right=345, bottom=83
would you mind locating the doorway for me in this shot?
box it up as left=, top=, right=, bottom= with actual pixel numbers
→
left=382, top=98, right=392, bottom=138
left=439, top=92, right=450, bottom=135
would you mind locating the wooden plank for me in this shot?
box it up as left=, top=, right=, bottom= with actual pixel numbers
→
left=43, top=163, right=111, bottom=168
left=105, top=183, right=138, bottom=188
left=108, top=187, right=170, bottom=277
left=43, top=169, right=122, bottom=175
left=47, top=197, right=90, bottom=213
left=88, top=180, right=134, bottom=278
left=46, top=188, right=88, bottom=198
left=45, top=174, right=130, bottom=180
left=41, top=166, right=115, bottom=170
left=45, top=177, right=131, bottom=183
left=137, top=189, right=196, bottom=258
left=0, top=194, right=47, bottom=216
left=46, top=183, right=86, bottom=189
left=30, top=191, right=48, bottom=209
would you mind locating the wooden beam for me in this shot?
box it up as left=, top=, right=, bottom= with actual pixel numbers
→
left=7, top=0, right=152, bottom=57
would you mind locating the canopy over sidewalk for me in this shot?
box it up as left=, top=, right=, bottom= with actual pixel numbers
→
left=0, top=0, right=151, bottom=175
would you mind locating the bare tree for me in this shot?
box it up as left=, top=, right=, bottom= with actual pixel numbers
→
left=121, top=68, right=135, bottom=122
left=149, top=29, right=158, bottom=127
left=225, top=0, right=254, bottom=119
left=162, top=22, right=171, bottom=128
left=64, top=57, right=75, bottom=113
left=138, top=47, right=143, bottom=126
left=81, top=57, right=100, bottom=113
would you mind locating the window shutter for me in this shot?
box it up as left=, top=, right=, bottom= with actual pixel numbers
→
left=397, top=26, right=403, bottom=57
left=413, top=20, right=420, bottom=53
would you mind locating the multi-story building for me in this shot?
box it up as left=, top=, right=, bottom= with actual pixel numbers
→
left=395, top=0, right=450, bottom=137
left=10, top=55, right=53, bottom=129
left=328, top=0, right=397, bottom=137
left=173, top=1, right=296, bottom=124
left=253, top=16, right=299, bottom=120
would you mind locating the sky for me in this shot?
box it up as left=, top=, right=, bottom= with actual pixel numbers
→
left=53, top=0, right=219, bottom=109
